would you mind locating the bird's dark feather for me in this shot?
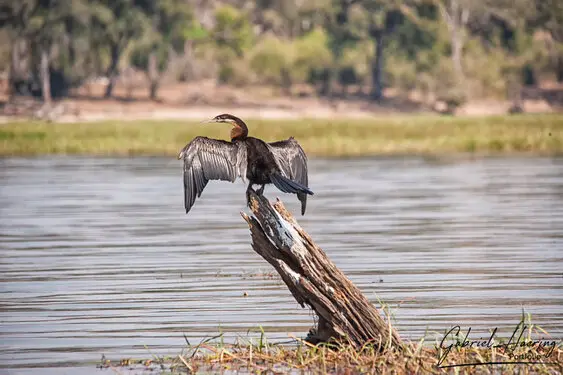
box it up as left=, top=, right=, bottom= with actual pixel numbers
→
left=178, top=136, right=247, bottom=213
left=177, top=115, right=312, bottom=215
left=267, top=137, right=310, bottom=214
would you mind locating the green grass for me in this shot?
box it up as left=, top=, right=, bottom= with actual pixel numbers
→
left=96, top=307, right=561, bottom=374
left=101, top=329, right=562, bottom=374
left=1, top=114, right=562, bottom=157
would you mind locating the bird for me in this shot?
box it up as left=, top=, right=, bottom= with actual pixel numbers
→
left=177, top=113, right=314, bottom=215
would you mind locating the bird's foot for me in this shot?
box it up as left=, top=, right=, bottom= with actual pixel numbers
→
left=256, top=185, right=265, bottom=196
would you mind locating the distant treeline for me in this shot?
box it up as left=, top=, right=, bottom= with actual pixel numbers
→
left=1, top=0, right=562, bottom=109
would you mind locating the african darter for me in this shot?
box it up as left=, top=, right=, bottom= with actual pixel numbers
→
left=178, top=114, right=313, bottom=215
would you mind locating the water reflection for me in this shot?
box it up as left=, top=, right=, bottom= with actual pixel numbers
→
left=1, top=156, right=562, bottom=372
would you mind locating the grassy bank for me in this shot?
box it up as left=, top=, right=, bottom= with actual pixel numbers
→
left=103, top=314, right=561, bottom=374
left=1, top=114, right=562, bottom=157
left=102, top=335, right=562, bottom=374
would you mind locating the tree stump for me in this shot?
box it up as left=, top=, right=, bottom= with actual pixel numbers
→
left=241, top=191, right=401, bottom=349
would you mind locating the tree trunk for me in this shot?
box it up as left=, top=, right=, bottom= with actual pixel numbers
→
left=148, top=50, right=159, bottom=100
left=451, top=22, right=463, bottom=79
left=9, top=39, right=19, bottom=97
left=281, top=68, right=293, bottom=96
left=450, top=0, right=466, bottom=80
left=149, top=81, right=159, bottom=101
left=439, top=0, right=466, bottom=81
left=371, top=31, right=385, bottom=101
left=241, top=191, right=402, bottom=348
left=326, top=64, right=338, bottom=98
left=318, top=68, right=330, bottom=97
left=182, top=40, right=195, bottom=81
left=557, top=54, right=563, bottom=83
left=104, top=43, right=120, bottom=98
left=40, top=45, right=51, bottom=104
left=9, top=37, right=27, bottom=96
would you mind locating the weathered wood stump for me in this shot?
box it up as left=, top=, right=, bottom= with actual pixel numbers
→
left=241, top=191, right=401, bottom=349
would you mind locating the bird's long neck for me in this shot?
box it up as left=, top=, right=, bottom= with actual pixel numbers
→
left=230, top=118, right=249, bottom=141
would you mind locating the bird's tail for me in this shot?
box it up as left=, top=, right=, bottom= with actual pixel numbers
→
left=270, top=173, right=314, bottom=196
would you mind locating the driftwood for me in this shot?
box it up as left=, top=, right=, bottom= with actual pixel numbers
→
left=241, top=191, right=401, bottom=349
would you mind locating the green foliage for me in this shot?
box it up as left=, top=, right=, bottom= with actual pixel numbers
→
left=249, top=28, right=335, bottom=90
left=212, top=5, right=254, bottom=86
left=130, top=45, right=168, bottom=73
left=464, top=40, right=511, bottom=99
left=433, top=59, right=468, bottom=112
left=293, top=28, right=333, bottom=85
left=3, top=0, right=561, bottom=105
left=250, top=36, right=293, bottom=86
left=339, top=40, right=372, bottom=84
left=214, top=5, right=254, bottom=57
left=91, top=1, right=150, bottom=47
left=179, top=22, right=208, bottom=47
left=385, top=52, right=417, bottom=94
left=147, top=0, right=197, bottom=52
left=218, top=57, right=253, bottom=87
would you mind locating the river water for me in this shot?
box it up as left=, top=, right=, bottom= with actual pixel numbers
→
left=1, top=156, right=562, bottom=373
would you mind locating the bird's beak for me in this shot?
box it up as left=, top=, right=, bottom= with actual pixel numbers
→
left=198, top=118, right=216, bottom=124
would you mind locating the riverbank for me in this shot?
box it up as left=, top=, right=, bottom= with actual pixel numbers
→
left=102, top=336, right=562, bottom=374
left=1, top=114, right=561, bottom=157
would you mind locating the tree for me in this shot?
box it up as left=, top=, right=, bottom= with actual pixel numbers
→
left=131, top=0, right=194, bottom=100
left=533, top=0, right=563, bottom=81
left=359, top=0, right=408, bottom=100
left=320, top=0, right=362, bottom=97
left=322, top=0, right=422, bottom=101
left=434, top=0, right=470, bottom=82
left=0, top=1, right=37, bottom=96
left=433, top=0, right=534, bottom=86
left=90, top=0, right=149, bottom=98
left=252, top=0, right=329, bottom=38
left=213, top=4, right=254, bottom=84
left=0, top=0, right=89, bottom=103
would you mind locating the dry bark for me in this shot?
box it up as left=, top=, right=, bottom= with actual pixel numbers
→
left=147, top=51, right=160, bottom=100
left=40, top=45, right=51, bottom=105
left=241, top=191, right=402, bottom=349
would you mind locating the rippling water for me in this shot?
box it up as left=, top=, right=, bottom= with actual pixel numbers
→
left=1, top=156, right=562, bottom=373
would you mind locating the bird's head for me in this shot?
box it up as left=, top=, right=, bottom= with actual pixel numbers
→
left=208, top=113, right=240, bottom=126
left=203, top=113, right=248, bottom=141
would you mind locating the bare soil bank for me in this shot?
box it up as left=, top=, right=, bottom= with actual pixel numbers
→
left=1, top=80, right=560, bottom=123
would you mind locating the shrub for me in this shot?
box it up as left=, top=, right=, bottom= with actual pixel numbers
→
left=249, top=36, right=293, bottom=88
left=433, top=60, right=468, bottom=113
left=293, top=28, right=333, bottom=84
left=214, top=5, right=253, bottom=57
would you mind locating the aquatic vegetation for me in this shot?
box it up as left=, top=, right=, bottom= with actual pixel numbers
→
left=1, top=114, right=562, bottom=157
left=102, top=315, right=562, bottom=374
left=101, top=334, right=562, bottom=374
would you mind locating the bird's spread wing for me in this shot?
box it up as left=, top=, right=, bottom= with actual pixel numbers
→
left=178, top=137, right=247, bottom=213
left=268, top=137, right=308, bottom=184
left=267, top=137, right=309, bottom=214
